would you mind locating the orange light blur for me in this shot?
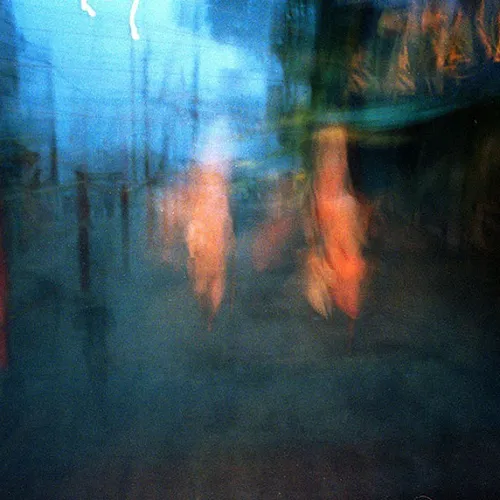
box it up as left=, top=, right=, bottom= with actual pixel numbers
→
left=160, top=166, right=234, bottom=329
left=304, top=126, right=368, bottom=320
left=185, top=167, right=234, bottom=324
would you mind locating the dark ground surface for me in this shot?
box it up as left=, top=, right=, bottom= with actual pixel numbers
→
left=1, top=188, right=500, bottom=499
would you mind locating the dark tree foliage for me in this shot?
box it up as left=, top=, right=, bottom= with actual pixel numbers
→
left=310, top=0, right=377, bottom=111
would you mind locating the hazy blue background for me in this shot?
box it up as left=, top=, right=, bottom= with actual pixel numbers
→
left=9, top=0, right=283, bottom=182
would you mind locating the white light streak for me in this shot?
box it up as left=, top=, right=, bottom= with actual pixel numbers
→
left=81, top=0, right=96, bottom=18
left=129, top=0, right=141, bottom=40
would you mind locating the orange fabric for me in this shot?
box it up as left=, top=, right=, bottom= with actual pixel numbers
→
left=305, top=126, right=367, bottom=320
left=185, top=169, right=234, bottom=315
left=160, top=168, right=234, bottom=320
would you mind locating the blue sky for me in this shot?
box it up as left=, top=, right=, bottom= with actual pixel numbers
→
left=9, top=0, right=278, bottom=179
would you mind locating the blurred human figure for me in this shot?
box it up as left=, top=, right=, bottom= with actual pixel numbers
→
left=159, top=117, right=235, bottom=329
left=252, top=172, right=299, bottom=272
left=304, top=126, right=368, bottom=325
left=250, top=126, right=369, bottom=331
left=185, top=166, right=234, bottom=328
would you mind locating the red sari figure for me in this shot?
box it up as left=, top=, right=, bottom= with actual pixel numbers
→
left=159, top=115, right=235, bottom=330
left=185, top=166, right=234, bottom=330
left=304, top=126, right=368, bottom=345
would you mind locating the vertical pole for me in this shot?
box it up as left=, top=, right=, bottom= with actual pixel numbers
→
left=143, top=39, right=151, bottom=183
left=76, top=170, right=91, bottom=293
left=50, top=133, right=58, bottom=185
left=48, top=60, right=60, bottom=225
left=48, top=57, right=58, bottom=185
left=191, top=55, right=200, bottom=151
left=159, top=71, right=169, bottom=177
left=160, top=129, right=168, bottom=175
left=191, top=4, right=200, bottom=151
left=130, top=39, right=137, bottom=184
left=146, top=183, right=155, bottom=250
left=0, top=200, right=9, bottom=370
left=121, top=182, right=130, bottom=273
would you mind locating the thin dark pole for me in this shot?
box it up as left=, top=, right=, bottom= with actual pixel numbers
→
left=130, top=39, right=137, bottom=184
left=76, top=170, right=91, bottom=293
left=143, top=39, right=151, bottom=182
left=191, top=4, right=200, bottom=150
left=121, top=182, right=130, bottom=274
left=48, top=61, right=58, bottom=185
left=146, top=183, right=155, bottom=250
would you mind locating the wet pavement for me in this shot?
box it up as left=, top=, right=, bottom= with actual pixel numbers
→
left=1, top=188, right=500, bottom=499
